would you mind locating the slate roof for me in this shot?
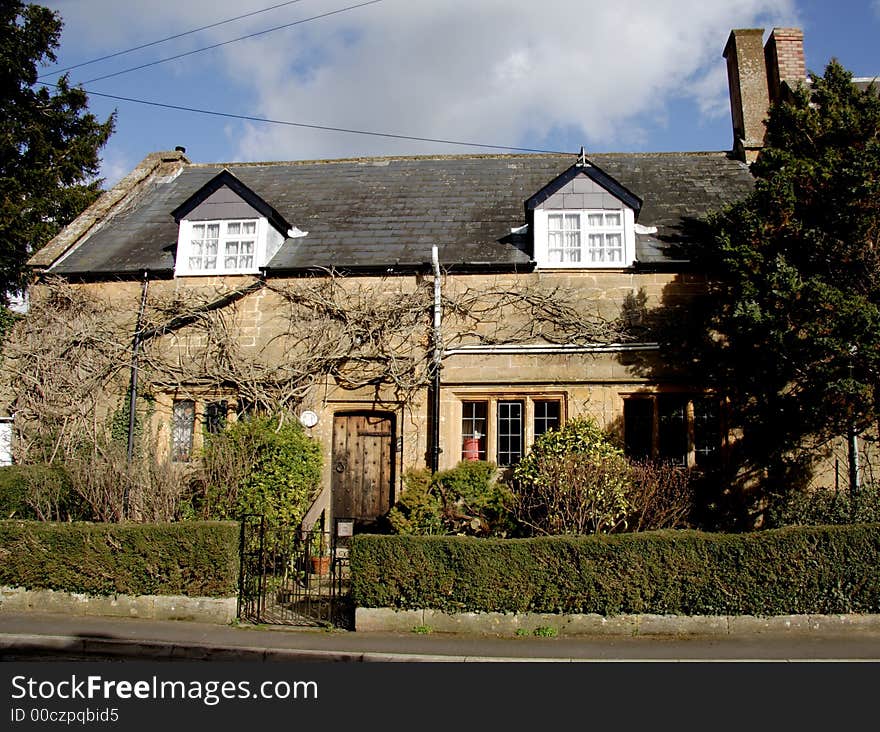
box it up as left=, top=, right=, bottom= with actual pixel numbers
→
left=47, top=151, right=754, bottom=276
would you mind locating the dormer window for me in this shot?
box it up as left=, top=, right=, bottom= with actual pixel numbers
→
left=526, top=154, right=643, bottom=270
left=170, top=169, right=293, bottom=278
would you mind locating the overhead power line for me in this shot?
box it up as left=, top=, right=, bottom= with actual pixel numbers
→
left=41, top=83, right=568, bottom=155
left=79, top=0, right=386, bottom=85
left=38, top=0, right=313, bottom=79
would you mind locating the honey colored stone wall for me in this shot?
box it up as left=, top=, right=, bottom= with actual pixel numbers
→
left=14, top=266, right=769, bottom=521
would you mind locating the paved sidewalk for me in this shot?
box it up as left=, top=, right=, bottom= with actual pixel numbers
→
left=4, top=612, right=880, bottom=661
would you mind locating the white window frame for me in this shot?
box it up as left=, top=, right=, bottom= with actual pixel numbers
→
left=175, top=217, right=266, bottom=276
left=534, top=207, right=636, bottom=269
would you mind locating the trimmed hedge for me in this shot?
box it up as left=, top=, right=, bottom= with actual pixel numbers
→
left=350, top=525, right=880, bottom=616
left=0, top=520, right=239, bottom=598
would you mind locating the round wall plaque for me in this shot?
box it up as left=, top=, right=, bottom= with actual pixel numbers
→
left=299, top=410, right=319, bottom=428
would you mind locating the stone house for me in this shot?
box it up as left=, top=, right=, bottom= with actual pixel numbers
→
left=20, top=26, right=862, bottom=526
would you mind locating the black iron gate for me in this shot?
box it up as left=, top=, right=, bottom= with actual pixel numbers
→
left=238, top=515, right=352, bottom=628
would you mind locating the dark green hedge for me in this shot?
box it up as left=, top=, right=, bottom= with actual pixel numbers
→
left=350, top=525, right=880, bottom=616
left=0, top=521, right=239, bottom=597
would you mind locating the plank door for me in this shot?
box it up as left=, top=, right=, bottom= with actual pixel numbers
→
left=331, top=412, right=394, bottom=526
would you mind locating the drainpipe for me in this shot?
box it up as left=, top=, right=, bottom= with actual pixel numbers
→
left=124, top=271, right=150, bottom=517
left=430, top=245, right=442, bottom=473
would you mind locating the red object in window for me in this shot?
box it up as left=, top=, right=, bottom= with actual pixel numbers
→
left=462, top=437, right=481, bottom=460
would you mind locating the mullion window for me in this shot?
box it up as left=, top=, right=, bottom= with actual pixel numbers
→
left=497, top=400, right=524, bottom=466
left=205, top=400, right=228, bottom=435
left=624, top=395, right=722, bottom=469
left=533, top=400, right=560, bottom=438
left=624, top=398, right=654, bottom=460
left=171, top=399, right=195, bottom=462
left=461, top=401, right=488, bottom=461
left=658, top=396, right=688, bottom=466
left=693, top=398, right=721, bottom=467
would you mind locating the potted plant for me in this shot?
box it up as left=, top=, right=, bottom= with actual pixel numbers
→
left=309, top=531, right=331, bottom=575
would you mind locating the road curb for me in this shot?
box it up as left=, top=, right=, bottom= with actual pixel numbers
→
left=355, top=608, right=880, bottom=637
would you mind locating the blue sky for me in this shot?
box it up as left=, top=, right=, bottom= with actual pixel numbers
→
left=37, top=0, right=880, bottom=185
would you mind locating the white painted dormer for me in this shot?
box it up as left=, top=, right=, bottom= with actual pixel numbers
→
left=526, top=154, right=642, bottom=270
left=171, top=170, right=291, bottom=277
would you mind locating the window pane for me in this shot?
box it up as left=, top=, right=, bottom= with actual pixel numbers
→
left=564, top=213, right=580, bottom=230
left=533, top=400, right=560, bottom=438
left=205, top=400, right=228, bottom=434
left=589, top=234, right=605, bottom=261
left=548, top=214, right=563, bottom=230
left=587, top=213, right=603, bottom=227
left=207, top=223, right=220, bottom=238
left=242, top=241, right=254, bottom=254
left=694, top=398, right=721, bottom=468
left=497, top=401, right=523, bottom=466
left=462, top=401, right=488, bottom=461
left=192, top=224, right=205, bottom=236
left=658, top=396, right=688, bottom=466
left=226, top=241, right=239, bottom=255
left=243, top=221, right=257, bottom=235
left=227, top=222, right=241, bottom=235
left=624, top=399, right=653, bottom=460
left=171, top=400, right=195, bottom=462
left=605, top=212, right=622, bottom=227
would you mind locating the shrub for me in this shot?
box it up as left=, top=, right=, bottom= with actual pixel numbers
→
left=62, top=440, right=194, bottom=523
left=197, top=414, right=322, bottom=525
left=766, top=484, right=880, bottom=527
left=626, top=460, right=694, bottom=531
left=511, top=418, right=630, bottom=535
left=0, top=464, right=87, bottom=521
left=387, top=468, right=444, bottom=535
left=388, top=461, right=513, bottom=537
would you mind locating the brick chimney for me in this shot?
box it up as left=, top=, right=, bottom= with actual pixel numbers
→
left=723, top=28, right=769, bottom=163
left=764, top=27, right=806, bottom=103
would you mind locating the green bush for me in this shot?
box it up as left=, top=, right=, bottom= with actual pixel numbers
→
left=511, top=418, right=630, bottom=535
left=0, top=464, right=88, bottom=521
left=350, top=525, right=880, bottom=616
left=388, top=461, right=513, bottom=537
left=0, top=520, right=238, bottom=597
left=766, top=485, right=880, bottom=527
left=197, top=414, right=322, bottom=525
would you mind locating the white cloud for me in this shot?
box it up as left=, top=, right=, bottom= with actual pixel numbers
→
left=45, top=0, right=798, bottom=162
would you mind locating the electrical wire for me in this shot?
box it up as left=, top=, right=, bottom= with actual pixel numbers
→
left=38, top=0, right=313, bottom=79
left=79, top=0, right=386, bottom=85
left=40, top=82, right=569, bottom=155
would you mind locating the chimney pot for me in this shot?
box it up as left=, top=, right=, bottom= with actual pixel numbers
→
left=175, top=146, right=186, bottom=154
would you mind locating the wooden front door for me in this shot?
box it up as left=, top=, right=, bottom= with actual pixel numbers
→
left=331, top=412, right=395, bottom=527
